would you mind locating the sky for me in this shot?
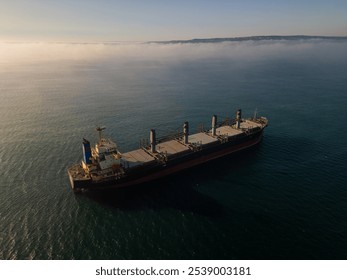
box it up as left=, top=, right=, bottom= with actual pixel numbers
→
left=0, top=0, right=346, bottom=42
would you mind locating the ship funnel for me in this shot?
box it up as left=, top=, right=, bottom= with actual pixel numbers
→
left=150, top=129, right=156, bottom=153
left=183, top=121, right=189, bottom=144
left=236, top=109, right=242, bottom=129
left=211, top=115, right=217, bottom=136
left=82, top=138, right=92, bottom=164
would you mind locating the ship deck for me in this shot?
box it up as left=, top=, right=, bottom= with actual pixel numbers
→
left=156, top=139, right=189, bottom=156
left=120, top=119, right=264, bottom=169
left=189, top=132, right=218, bottom=145
left=121, top=148, right=155, bottom=168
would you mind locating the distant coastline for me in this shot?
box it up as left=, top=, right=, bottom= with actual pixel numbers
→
left=149, top=35, right=347, bottom=44
left=2, top=35, right=347, bottom=45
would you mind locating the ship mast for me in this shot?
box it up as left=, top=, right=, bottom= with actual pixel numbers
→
left=253, top=108, right=258, bottom=120
left=96, top=126, right=106, bottom=141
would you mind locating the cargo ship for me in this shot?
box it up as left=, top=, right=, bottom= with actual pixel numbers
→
left=68, top=109, right=268, bottom=192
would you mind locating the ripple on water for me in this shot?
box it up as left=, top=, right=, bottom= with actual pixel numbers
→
left=1, top=41, right=347, bottom=259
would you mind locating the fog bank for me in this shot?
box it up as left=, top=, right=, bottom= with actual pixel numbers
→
left=1, top=39, right=347, bottom=65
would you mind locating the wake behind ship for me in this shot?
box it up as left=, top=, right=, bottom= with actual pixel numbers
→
left=68, top=109, right=268, bottom=192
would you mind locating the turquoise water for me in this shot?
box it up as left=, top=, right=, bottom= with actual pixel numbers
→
left=0, top=39, right=347, bottom=259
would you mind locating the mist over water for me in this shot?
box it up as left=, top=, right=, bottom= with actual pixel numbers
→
left=0, top=39, right=347, bottom=259
left=1, top=38, right=347, bottom=64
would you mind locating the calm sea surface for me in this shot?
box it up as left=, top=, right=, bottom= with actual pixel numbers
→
left=0, top=40, right=347, bottom=259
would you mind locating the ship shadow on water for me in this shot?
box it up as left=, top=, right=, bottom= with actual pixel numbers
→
left=85, top=181, right=224, bottom=218
left=82, top=144, right=264, bottom=218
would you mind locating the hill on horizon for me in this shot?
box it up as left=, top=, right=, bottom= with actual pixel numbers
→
left=149, top=35, right=347, bottom=44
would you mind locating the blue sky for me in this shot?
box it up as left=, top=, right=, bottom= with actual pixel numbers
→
left=1, top=0, right=346, bottom=41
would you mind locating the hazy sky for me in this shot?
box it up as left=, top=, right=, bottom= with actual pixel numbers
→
left=1, top=0, right=346, bottom=41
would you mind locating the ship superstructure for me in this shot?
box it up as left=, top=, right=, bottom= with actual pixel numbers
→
left=68, top=109, right=268, bottom=192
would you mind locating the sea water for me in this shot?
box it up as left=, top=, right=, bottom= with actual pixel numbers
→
left=0, top=39, right=346, bottom=259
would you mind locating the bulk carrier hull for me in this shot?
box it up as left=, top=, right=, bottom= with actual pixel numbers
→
left=68, top=110, right=268, bottom=192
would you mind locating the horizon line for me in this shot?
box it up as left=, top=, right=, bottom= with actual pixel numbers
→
left=1, top=34, right=347, bottom=44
